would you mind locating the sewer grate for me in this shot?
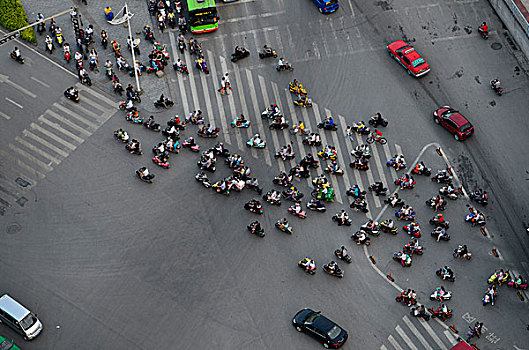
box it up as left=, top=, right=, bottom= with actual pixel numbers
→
left=491, top=42, right=502, bottom=50
left=16, top=197, right=28, bottom=207
left=15, top=177, right=31, bottom=187
left=7, top=222, right=21, bottom=234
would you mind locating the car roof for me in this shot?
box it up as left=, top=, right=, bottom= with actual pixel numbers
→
left=312, top=314, right=337, bottom=333
left=0, top=295, right=29, bottom=322
left=445, top=111, right=469, bottom=126
left=388, top=40, right=408, bottom=50
left=403, top=48, right=422, bottom=61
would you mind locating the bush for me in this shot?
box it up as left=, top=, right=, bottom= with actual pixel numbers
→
left=0, top=0, right=36, bottom=43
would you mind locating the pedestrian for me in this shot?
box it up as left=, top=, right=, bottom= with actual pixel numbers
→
left=224, top=72, right=232, bottom=91
left=218, top=77, right=227, bottom=95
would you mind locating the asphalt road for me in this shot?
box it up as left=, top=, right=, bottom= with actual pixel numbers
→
left=0, top=0, right=528, bottom=349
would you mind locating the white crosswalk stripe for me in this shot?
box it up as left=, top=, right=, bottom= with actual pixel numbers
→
left=221, top=57, right=244, bottom=151
left=388, top=335, right=404, bottom=350
left=169, top=32, right=190, bottom=116
left=383, top=315, right=455, bottom=350
left=370, top=139, right=389, bottom=206
left=354, top=132, right=380, bottom=207
left=402, top=315, right=433, bottom=350
left=258, top=76, right=284, bottom=173
left=0, top=86, right=117, bottom=214
left=231, top=61, right=256, bottom=159
left=208, top=51, right=231, bottom=145
left=245, top=71, right=271, bottom=166
left=418, top=318, right=448, bottom=350
left=395, top=324, right=418, bottom=350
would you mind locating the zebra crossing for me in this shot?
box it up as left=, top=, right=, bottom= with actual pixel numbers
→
left=381, top=315, right=460, bottom=350
left=168, top=39, right=411, bottom=211
left=0, top=84, right=117, bottom=216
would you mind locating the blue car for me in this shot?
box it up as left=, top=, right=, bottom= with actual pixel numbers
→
left=312, top=0, right=339, bottom=13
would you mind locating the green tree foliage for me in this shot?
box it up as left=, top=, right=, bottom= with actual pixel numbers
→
left=0, top=0, right=37, bottom=43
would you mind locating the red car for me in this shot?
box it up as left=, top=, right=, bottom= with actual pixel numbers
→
left=433, top=106, right=474, bottom=141
left=387, top=40, right=431, bottom=77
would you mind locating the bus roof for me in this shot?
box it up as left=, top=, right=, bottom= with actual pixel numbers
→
left=187, top=0, right=216, bottom=11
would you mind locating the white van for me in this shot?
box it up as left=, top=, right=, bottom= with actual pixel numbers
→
left=0, top=294, right=43, bottom=340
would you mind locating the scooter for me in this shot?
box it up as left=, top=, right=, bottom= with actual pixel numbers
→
left=10, top=52, right=24, bottom=64
left=323, top=264, right=344, bottom=278
left=298, top=258, right=316, bottom=275
left=490, top=80, right=504, bottom=96
left=334, top=249, right=352, bottom=263
left=288, top=205, right=307, bottom=219
left=152, top=156, right=171, bottom=169
left=275, top=221, right=293, bottom=234
left=246, top=138, right=266, bottom=149
left=136, top=168, right=154, bottom=183
left=231, top=118, right=250, bottom=128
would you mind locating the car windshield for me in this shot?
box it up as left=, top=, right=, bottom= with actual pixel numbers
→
left=412, top=58, right=426, bottom=68
left=443, top=110, right=457, bottom=118
left=0, top=340, right=13, bottom=350
left=327, top=325, right=342, bottom=339
left=459, top=123, right=472, bottom=132
left=304, top=312, right=320, bottom=324
left=19, top=313, right=37, bottom=330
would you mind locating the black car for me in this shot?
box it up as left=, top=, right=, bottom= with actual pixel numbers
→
left=292, top=308, right=348, bottom=348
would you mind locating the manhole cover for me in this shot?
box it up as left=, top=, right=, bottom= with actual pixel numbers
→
left=7, top=223, right=21, bottom=234
left=491, top=42, right=502, bottom=50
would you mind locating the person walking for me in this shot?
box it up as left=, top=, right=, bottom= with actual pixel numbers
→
left=218, top=77, right=227, bottom=95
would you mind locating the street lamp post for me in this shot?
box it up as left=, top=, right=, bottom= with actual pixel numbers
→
left=124, top=3, right=141, bottom=92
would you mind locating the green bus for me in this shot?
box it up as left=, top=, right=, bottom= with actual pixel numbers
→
left=187, top=0, right=219, bottom=33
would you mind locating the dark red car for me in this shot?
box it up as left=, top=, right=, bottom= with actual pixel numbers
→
left=433, top=106, right=474, bottom=141
left=387, top=40, right=431, bottom=77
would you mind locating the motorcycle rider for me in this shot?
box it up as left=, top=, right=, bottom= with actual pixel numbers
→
left=401, top=253, right=411, bottom=267
left=336, top=210, right=349, bottom=225
left=65, top=86, right=78, bottom=99
left=276, top=217, right=289, bottom=230
left=324, top=115, right=335, bottom=128
left=338, top=246, right=348, bottom=258
left=88, top=48, right=98, bottom=69
left=128, top=139, right=141, bottom=154
left=263, top=44, right=273, bottom=55
left=138, top=167, right=153, bottom=180
left=326, top=261, right=341, bottom=274
left=233, top=45, right=246, bottom=58
left=300, top=257, right=315, bottom=271
left=478, top=21, right=488, bottom=35
left=78, top=67, right=89, bottom=82
left=371, top=181, right=385, bottom=195
left=306, top=132, right=321, bottom=145
left=277, top=57, right=286, bottom=69
left=45, top=35, right=54, bottom=51
left=354, top=230, right=367, bottom=244
left=249, top=220, right=263, bottom=234
left=156, top=93, right=171, bottom=107
left=387, top=193, right=402, bottom=206
left=250, top=133, right=263, bottom=146
left=178, top=15, right=187, bottom=31
left=490, top=78, right=501, bottom=90
left=441, top=266, right=454, bottom=279
left=292, top=202, right=303, bottom=215
left=371, top=112, right=384, bottom=126
left=414, top=161, right=427, bottom=174
left=12, top=46, right=22, bottom=60
left=484, top=285, right=497, bottom=305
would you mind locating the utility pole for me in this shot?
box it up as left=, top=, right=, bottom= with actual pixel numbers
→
left=124, top=3, right=142, bottom=92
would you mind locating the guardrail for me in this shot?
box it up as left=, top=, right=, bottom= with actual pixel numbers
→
left=505, top=0, right=529, bottom=37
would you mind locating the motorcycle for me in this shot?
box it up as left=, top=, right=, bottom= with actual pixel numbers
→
left=113, top=130, right=129, bottom=142
left=231, top=48, right=250, bottom=62
left=198, top=128, right=220, bottom=138
left=259, top=48, right=277, bottom=59
left=275, top=221, right=293, bottom=234
left=126, top=113, right=143, bottom=124
left=80, top=74, right=92, bottom=86
left=384, top=196, right=404, bottom=208
left=431, top=227, right=450, bottom=241
left=395, top=292, right=417, bottom=305
left=154, top=99, right=174, bottom=108
left=89, top=58, right=97, bottom=71
left=263, top=191, right=281, bottom=206
left=395, top=208, right=415, bottom=221
left=64, top=89, right=80, bottom=103
left=196, top=173, right=212, bottom=188
left=247, top=223, right=265, bottom=238
left=482, top=292, right=495, bottom=306
left=368, top=115, right=388, bottom=127
left=323, top=263, right=344, bottom=278
left=394, top=175, right=415, bottom=189
left=302, top=135, right=322, bottom=147
left=273, top=175, right=293, bottom=188
left=350, top=198, right=369, bottom=213
left=334, top=249, right=352, bottom=263
left=410, top=307, right=430, bottom=321
left=293, top=97, right=312, bottom=108
left=244, top=201, right=263, bottom=214
left=332, top=215, right=352, bottom=226
left=351, top=231, right=371, bottom=246
left=428, top=307, right=453, bottom=321
left=261, top=108, right=282, bottom=120
left=440, top=186, right=458, bottom=200
left=45, top=40, right=54, bottom=53
left=306, top=199, right=326, bottom=212
left=282, top=190, right=304, bottom=203
left=269, top=120, right=289, bottom=130
left=453, top=247, right=472, bottom=260
left=412, top=163, right=432, bottom=176
left=465, top=210, right=486, bottom=226
left=182, top=138, right=200, bottom=152
left=195, top=58, right=210, bottom=74
left=380, top=220, right=398, bottom=234
left=436, top=268, right=455, bottom=282
left=478, top=26, right=489, bottom=39
left=177, top=40, right=186, bottom=54
left=317, top=122, right=338, bottom=131
left=470, top=191, right=488, bottom=206
left=403, top=242, right=423, bottom=255
left=231, top=118, right=251, bottom=128
left=386, top=157, right=406, bottom=171
left=324, top=165, right=344, bottom=176
left=490, top=80, right=503, bottom=96
left=55, top=31, right=63, bottom=45
left=393, top=252, right=412, bottom=267
left=403, top=222, right=421, bottom=237
left=275, top=150, right=295, bottom=161
left=429, top=216, right=449, bottom=229
left=136, top=168, right=155, bottom=183
left=346, top=187, right=366, bottom=199
left=152, top=156, right=170, bottom=168
left=126, top=142, right=143, bottom=155
left=430, top=289, right=452, bottom=301
left=246, top=138, right=266, bottom=148
left=276, top=61, right=294, bottom=72
left=431, top=172, right=453, bottom=184
left=298, top=258, right=316, bottom=275
left=368, top=183, right=387, bottom=196
left=507, top=278, right=528, bottom=290
left=425, top=197, right=446, bottom=211
left=311, top=187, right=335, bottom=202
left=361, top=221, right=380, bottom=236
left=350, top=157, right=369, bottom=170
left=288, top=205, right=307, bottom=219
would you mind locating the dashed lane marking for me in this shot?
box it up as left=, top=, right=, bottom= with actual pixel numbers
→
left=5, top=97, right=23, bottom=109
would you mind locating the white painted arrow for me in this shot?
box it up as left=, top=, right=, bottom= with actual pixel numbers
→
left=0, top=73, right=37, bottom=98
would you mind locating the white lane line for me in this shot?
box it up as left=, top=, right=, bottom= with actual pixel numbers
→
left=443, top=330, right=458, bottom=346
left=382, top=142, right=393, bottom=169
left=5, top=97, right=23, bottom=109
left=15, top=137, right=61, bottom=165
left=395, top=324, right=418, bottom=350
left=271, top=28, right=285, bottom=63
left=0, top=149, right=44, bottom=182
left=75, top=84, right=117, bottom=108
left=258, top=76, right=284, bottom=173
left=318, top=18, right=330, bottom=57
left=169, top=32, right=190, bottom=116
left=325, top=108, right=351, bottom=191
left=347, top=0, right=355, bottom=15
left=225, top=11, right=286, bottom=23
left=355, top=132, right=381, bottom=207
left=77, top=94, right=110, bottom=114
left=22, top=129, right=69, bottom=157
left=232, top=63, right=255, bottom=158
left=312, top=103, right=342, bottom=204
left=370, top=139, right=390, bottom=193
left=387, top=335, right=404, bottom=350
left=391, top=143, right=404, bottom=181
left=247, top=72, right=272, bottom=166
left=271, top=82, right=296, bottom=169
left=8, top=144, right=54, bottom=172
left=0, top=111, right=11, bottom=120
left=3, top=79, right=37, bottom=98
left=402, top=316, right=433, bottom=350
left=380, top=345, right=388, bottom=350
left=30, top=122, right=76, bottom=150
left=221, top=57, right=243, bottom=151
left=46, top=110, right=91, bottom=136
left=15, top=136, right=61, bottom=165
left=208, top=53, right=231, bottom=145
left=217, top=0, right=254, bottom=6
left=38, top=116, right=84, bottom=143
left=418, top=318, right=448, bottom=350
left=184, top=46, right=201, bottom=115
left=200, top=51, right=215, bottom=129
left=30, top=76, right=50, bottom=88
left=52, top=103, right=98, bottom=129
left=68, top=102, right=106, bottom=122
